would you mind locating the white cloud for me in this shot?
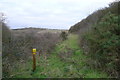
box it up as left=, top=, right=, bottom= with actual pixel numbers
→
left=0, top=0, right=114, bottom=29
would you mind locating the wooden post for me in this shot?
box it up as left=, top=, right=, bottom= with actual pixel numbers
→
left=32, top=48, right=36, bottom=72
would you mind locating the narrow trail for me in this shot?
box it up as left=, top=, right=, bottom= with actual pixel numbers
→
left=12, top=34, right=108, bottom=78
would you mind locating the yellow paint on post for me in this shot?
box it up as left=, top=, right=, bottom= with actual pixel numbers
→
left=32, top=48, right=36, bottom=53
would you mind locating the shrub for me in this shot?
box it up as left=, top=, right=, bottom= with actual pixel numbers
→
left=60, top=31, right=68, bottom=41
left=82, top=12, right=120, bottom=78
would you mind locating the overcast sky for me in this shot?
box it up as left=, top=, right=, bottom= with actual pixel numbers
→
left=0, top=0, right=114, bottom=29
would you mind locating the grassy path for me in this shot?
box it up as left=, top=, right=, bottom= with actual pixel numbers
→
left=13, top=34, right=108, bottom=78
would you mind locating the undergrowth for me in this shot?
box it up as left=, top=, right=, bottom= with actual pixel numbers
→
left=12, top=34, right=108, bottom=78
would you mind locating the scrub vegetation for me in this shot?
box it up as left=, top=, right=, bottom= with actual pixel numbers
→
left=1, top=1, right=119, bottom=78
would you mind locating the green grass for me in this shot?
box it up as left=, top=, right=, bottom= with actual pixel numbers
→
left=12, top=34, right=108, bottom=78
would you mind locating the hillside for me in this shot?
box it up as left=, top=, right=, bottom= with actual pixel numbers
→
left=69, top=1, right=119, bottom=34
left=12, top=28, right=67, bottom=37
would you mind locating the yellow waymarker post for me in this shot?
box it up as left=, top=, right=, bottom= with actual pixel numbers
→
left=32, top=48, right=36, bottom=72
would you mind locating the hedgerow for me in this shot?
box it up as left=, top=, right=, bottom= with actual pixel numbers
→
left=82, top=12, right=120, bottom=77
